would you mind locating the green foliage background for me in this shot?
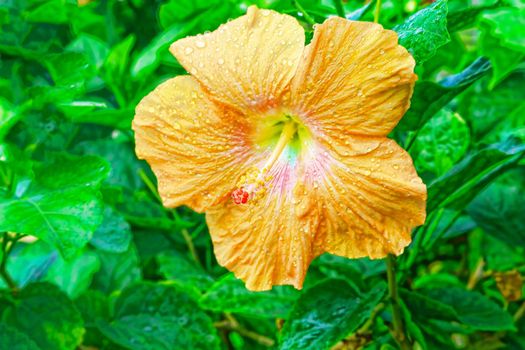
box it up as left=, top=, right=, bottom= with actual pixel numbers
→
left=0, top=0, right=524, bottom=349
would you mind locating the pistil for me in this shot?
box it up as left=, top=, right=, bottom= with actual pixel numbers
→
left=232, top=121, right=297, bottom=204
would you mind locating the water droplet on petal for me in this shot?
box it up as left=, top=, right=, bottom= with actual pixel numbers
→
left=218, top=58, right=224, bottom=65
left=184, top=47, right=193, bottom=54
left=196, top=40, right=206, bottom=48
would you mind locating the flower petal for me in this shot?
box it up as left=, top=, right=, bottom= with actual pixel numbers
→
left=170, top=6, right=305, bottom=113
left=206, top=136, right=426, bottom=290
left=133, top=76, right=260, bottom=212
left=289, top=17, right=416, bottom=137
left=205, top=158, right=324, bottom=291
left=317, top=135, right=427, bottom=258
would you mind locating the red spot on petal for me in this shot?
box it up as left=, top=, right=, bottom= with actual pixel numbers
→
left=232, top=188, right=250, bottom=204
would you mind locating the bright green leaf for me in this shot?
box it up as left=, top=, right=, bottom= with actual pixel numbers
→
left=200, top=274, right=299, bottom=318
left=394, top=0, right=450, bottom=64
left=2, top=283, right=85, bottom=350
left=280, top=280, right=386, bottom=350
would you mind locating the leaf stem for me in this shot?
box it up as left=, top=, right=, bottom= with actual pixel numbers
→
left=293, top=0, right=316, bottom=26
left=331, top=0, right=345, bottom=17
left=386, top=255, right=411, bottom=350
left=513, top=301, right=525, bottom=322
left=0, top=233, right=18, bottom=291
left=215, top=314, right=275, bottom=347
left=181, top=228, right=202, bottom=267
left=374, top=0, right=382, bottom=23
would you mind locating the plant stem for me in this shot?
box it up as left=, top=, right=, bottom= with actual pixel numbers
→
left=513, top=301, right=525, bottom=322
left=181, top=228, right=202, bottom=267
left=386, top=255, right=411, bottom=350
left=293, top=0, right=316, bottom=26
left=215, top=314, right=275, bottom=347
left=331, top=0, right=345, bottom=17
left=0, top=233, right=18, bottom=291
left=374, top=0, right=382, bottom=23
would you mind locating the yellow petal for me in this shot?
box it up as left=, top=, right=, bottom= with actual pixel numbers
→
left=133, top=76, right=261, bottom=212
left=320, top=135, right=426, bottom=258
left=170, top=6, right=305, bottom=113
left=206, top=135, right=426, bottom=291
left=206, top=158, right=324, bottom=291
left=289, top=17, right=416, bottom=137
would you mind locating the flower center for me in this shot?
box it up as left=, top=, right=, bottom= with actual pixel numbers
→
left=232, top=120, right=301, bottom=205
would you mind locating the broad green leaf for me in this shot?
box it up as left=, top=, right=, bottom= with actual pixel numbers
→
left=412, top=109, right=470, bottom=177
left=24, top=0, right=75, bottom=24
left=43, top=52, right=94, bottom=92
left=461, top=72, right=525, bottom=142
left=45, top=248, right=100, bottom=298
left=399, top=57, right=491, bottom=133
left=394, top=0, right=450, bottom=64
left=2, top=283, right=84, bottom=350
left=92, top=242, right=141, bottom=294
left=74, top=291, right=110, bottom=347
left=427, top=138, right=525, bottom=212
left=131, top=22, right=198, bottom=78
left=480, top=8, right=525, bottom=88
left=74, top=139, right=146, bottom=190
left=5, top=240, right=99, bottom=297
left=401, top=289, right=458, bottom=321
left=0, top=155, right=109, bottom=257
left=200, top=274, right=299, bottom=318
left=468, top=177, right=525, bottom=247
left=0, top=323, right=41, bottom=350
left=280, top=280, right=386, bottom=350
left=67, top=33, right=110, bottom=69
left=447, top=0, right=502, bottom=32
left=157, top=251, right=214, bottom=292
left=91, top=206, right=132, bottom=253
left=422, top=287, right=516, bottom=331
left=98, top=282, right=220, bottom=350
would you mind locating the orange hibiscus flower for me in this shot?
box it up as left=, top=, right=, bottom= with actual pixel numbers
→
left=133, top=6, right=427, bottom=291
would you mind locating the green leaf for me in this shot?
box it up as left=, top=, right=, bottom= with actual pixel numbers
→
left=394, top=0, right=450, bottom=64
left=401, top=289, right=458, bottom=321
left=67, top=33, right=110, bottom=69
left=157, top=251, right=214, bottom=292
left=461, top=72, right=525, bottom=142
left=280, top=280, right=386, bottom=350
left=0, top=97, right=19, bottom=141
left=0, top=155, right=109, bottom=257
left=6, top=240, right=99, bottom=298
left=200, top=274, right=299, bottom=318
left=45, top=248, right=100, bottom=298
left=447, top=0, right=503, bottom=32
left=0, top=323, right=41, bottom=350
left=398, top=57, right=491, bottom=132
left=131, top=22, right=197, bottom=79
left=468, top=177, right=525, bottom=247
left=480, top=8, right=525, bottom=88
left=74, top=291, right=110, bottom=347
left=97, top=282, right=220, bottom=350
left=92, top=242, right=141, bottom=294
left=422, top=287, right=516, bottom=331
left=91, top=205, right=132, bottom=253
left=427, top=138, right=525, bottom=212
left=412, top=109, right=470, bottom=177
left=2, top=283, right=84, bottom=350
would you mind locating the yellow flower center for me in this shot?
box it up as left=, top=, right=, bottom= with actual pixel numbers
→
left=232, top=117, right=308, bottom=204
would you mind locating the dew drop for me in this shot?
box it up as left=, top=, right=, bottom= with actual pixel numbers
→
left=196, top=40, right=206, bottom=48
left=184, top=47, right=193, bottom=54
left=218, top=58, right=225, bottom=65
